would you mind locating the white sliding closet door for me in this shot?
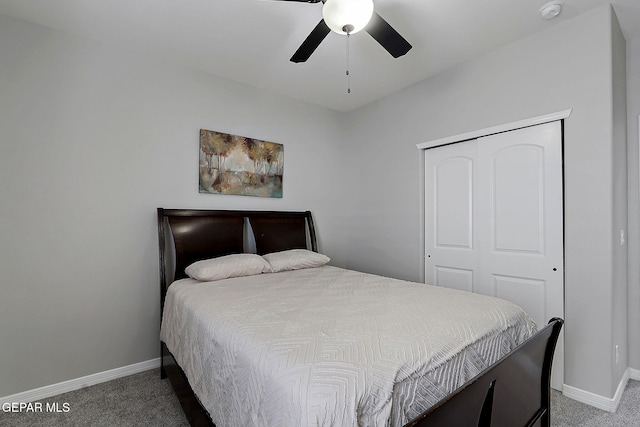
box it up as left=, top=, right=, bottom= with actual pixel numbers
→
left=424, top=121, right=564, bottom=389
left=424, top=139, right=479, bottom=293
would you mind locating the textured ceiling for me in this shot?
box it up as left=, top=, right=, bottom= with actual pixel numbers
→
left=1, top=0, right=639, bottom=112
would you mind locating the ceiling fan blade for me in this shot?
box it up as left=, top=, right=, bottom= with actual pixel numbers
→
left=290, top=19, right=331, bottom=63
left=365, top=12, right=412, bottom=58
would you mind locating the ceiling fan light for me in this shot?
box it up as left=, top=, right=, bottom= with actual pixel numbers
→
left=322, top=0, right=374, bottom=35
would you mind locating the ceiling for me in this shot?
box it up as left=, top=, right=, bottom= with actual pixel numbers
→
left=1, top=0, right=640, bottom=112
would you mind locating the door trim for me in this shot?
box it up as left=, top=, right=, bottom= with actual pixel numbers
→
left=416, top=109, right=572, bottom=150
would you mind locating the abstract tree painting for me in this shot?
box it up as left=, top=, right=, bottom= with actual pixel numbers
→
left=199, top=129, right=283, bottom=198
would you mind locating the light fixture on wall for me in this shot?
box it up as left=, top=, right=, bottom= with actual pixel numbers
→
left=322, top=0, right=374, bottom=35
left=539, top=0, right=564, bottom=20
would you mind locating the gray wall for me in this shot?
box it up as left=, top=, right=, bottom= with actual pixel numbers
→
left=0, top=14, right=348, bottom=397
left=343, top=4, right=627, bottom=398
left=612, top=7, right=629, bottom=384
left=627, top=36, right=640, bottom=373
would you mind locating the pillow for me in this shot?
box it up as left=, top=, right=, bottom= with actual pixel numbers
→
left=262, top=249, right=330, bottom=272
left=185, top=253, right=272, bottom=282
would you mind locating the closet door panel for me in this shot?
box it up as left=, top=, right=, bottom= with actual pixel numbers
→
left=491, top=145, right=544, bottom=253
left=424, top=140, right=478, bottom=291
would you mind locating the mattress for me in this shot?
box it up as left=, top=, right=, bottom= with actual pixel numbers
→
left=160, top=265, right=536, bottom=427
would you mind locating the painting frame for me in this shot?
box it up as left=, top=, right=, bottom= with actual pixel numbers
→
left=199, top=129, right=283, bottom=198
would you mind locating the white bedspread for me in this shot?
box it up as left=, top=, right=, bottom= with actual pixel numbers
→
left=160, top=266, right=536, bottom=427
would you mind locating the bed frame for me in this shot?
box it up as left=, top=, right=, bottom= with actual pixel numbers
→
left=157, top=208, right=563, bottom=427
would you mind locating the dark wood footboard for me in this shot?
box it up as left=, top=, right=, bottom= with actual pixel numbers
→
left=405, top=318, right=564, bottom=427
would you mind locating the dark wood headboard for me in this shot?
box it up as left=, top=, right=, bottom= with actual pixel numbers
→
left=157, top=208, right=317, bottom=307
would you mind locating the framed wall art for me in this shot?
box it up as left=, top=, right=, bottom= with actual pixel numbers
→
left=199, top=129, right=283, bottom=198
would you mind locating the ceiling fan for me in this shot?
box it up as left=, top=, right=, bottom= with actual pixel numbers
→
left=275, top=0, right=412, bottom=63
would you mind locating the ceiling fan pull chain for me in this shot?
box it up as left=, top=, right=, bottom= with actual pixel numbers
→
left=346, top=30, right=351, bottom=94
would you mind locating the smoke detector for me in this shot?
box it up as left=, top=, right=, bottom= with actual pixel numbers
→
left=539, top=1, right=564, bottom=20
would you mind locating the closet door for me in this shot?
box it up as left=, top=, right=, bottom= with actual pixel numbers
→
left=424, top=121, right=564, bottom=389
left=424, top=139, right=479, bottom=293
left=476, top=122, right=564, bottom=333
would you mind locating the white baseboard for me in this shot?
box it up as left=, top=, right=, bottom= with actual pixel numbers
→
left=0, top=358, right=161, bottom=405
left=562, top=367, right=631, bottom=412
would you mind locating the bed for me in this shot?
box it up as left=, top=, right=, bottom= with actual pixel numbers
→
left=157, top=208, right=563, bottom=427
